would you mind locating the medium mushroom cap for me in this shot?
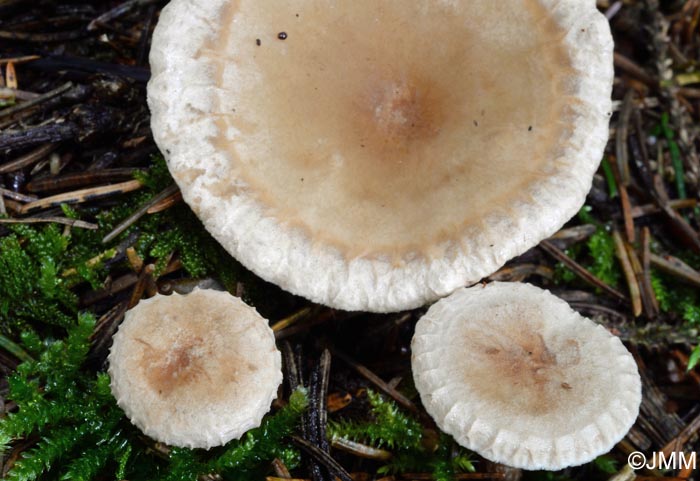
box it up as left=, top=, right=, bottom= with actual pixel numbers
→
left=108, top=289, right=282, bottom=449
left=148, top=0, right=613, bottom=312
left=411, top=282, right=641, bottom=470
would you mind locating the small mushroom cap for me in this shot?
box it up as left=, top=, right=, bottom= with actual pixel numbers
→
left=108, top=289, right=282, bottom=449
left=149, top=0, right=613, bottom=312
left=411, top=282, right=641, bottom=470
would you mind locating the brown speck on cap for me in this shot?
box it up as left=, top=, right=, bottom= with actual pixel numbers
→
left=411, top=282, right=641, bottom=471
left=108, top=289, right=282, bottom=449
left=277, top=31, right=287, bottom=40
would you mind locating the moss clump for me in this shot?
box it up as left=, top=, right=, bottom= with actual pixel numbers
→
left=329, top=390, right=422, bottom=450
left=651, top=270, right=700, bottom=324
left=585, top=229, right=621, bottom=288
left=0, top=224, right=79, bottom=333
left=0, top=313, right=126, bottom=481
left=329, top=391, right=475, bottom=481
left=553, top=212, right=621, bottom=290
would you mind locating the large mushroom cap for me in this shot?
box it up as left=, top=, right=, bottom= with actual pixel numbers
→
left=411, top=282, right=641, bottom=470
left=148, top=0, right=613, bottom=312
left=108, top=289, right=282, bottom=449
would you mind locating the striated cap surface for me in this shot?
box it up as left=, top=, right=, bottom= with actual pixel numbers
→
left=148, top=0, right=614, bottom=312
left=108, top=289, right=282, bottom=449
left=411, top=282, right=641, bottom=470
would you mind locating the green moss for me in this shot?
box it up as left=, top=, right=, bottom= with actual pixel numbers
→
left=0, top=224, right=78, bottom=333
left=552, top=209, right=621, bottom=291
left=330, top=391, right=475, bottom=479
left=154, top=388, right=309, bottom=481
left=0, top=314, right=127, bottom=481
left=651, top=270, right=700, bottom=324
left=593, top=454, right=618, bottom=474
left=586, top=229, right=620, bottom=288
left=329, top=390, right=422, bottom=450
left=211, top=388, right=308, bottom=473
left=132, top=155, right=173, bottom=192
left=553, top=248, right=578, bottom=284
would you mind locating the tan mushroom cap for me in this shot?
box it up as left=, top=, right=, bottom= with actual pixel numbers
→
left=108, top=289, right=282, bottom=449
left=411, top=282, right=641, bottom=470
left=148, top=0, right=613, bottom=312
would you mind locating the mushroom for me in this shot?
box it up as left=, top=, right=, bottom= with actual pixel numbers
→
left=108, top=288, right=282, bottom=449
left=411, top=282, right=641, bottom=470
left=148, top=0, right=613, bottom=312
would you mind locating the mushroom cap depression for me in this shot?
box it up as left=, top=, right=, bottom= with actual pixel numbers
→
left=108, top=289, right=282, bottom=449
left=148, top=0, right=613, bottom=312
left=411, top=282, right=641, bottom=470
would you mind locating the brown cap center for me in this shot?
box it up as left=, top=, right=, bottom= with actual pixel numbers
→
left=371, top=80, right=437, bottom=144
left=355, top=73, right=445, bottom=158
left=466, top=327, right=582, bottom=416
left=140, top=336, right=211, bottom=397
